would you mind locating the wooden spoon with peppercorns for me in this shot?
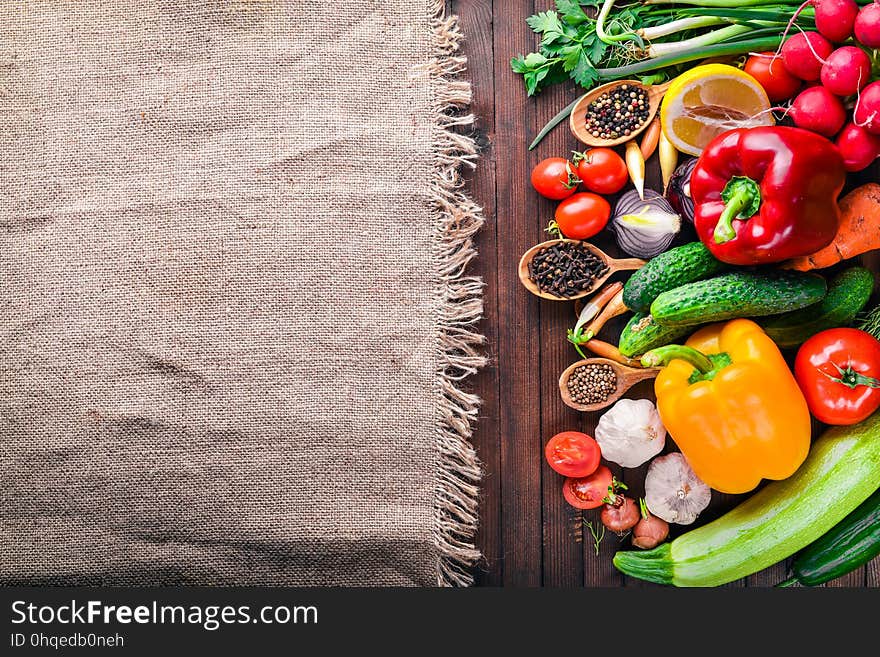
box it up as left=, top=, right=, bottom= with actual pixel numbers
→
left=569, top=79, right=673, bottom=148
left=518, top=239, right=645, bottom=302
left=559, top=357, right=660, bottom=413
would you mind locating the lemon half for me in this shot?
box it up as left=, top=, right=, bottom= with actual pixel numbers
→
left=660, top=64, right=774, bottom=156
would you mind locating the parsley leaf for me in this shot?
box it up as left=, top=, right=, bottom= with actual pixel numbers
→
left=570, top=50, right=599, bottom=88
left=555, top=0, right=589, bottom=25
left=525, top=11, right=564, bottom=37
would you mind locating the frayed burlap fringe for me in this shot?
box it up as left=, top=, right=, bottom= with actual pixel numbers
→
left=424, top=1, right=486, bottom=587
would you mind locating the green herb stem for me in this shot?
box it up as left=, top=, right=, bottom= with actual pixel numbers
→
left=648, top=24, right=752, bottom=58
left=638, top=16, right=727, bottom=40
left=529, top=96, right=579, bottom=151
left=595, top=35, right=785, bottom=78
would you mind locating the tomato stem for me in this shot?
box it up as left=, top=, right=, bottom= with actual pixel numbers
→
left=825, top=362, right=880, bottom=389
left=564, top=161, right=581, bottom=189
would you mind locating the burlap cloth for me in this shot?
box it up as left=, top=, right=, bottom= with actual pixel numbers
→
left=0, top=1, right=484, bottom=586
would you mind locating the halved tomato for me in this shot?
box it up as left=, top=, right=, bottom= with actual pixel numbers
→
left=562, top=466, right=613, bottom=510
left=545, top=431, right=601, bottom=478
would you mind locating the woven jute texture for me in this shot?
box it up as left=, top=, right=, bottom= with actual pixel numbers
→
left=0, top=1, right=484, bottom=586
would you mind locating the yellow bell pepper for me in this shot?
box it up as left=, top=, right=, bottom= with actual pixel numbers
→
left=641, top=319, right=811, bottom=494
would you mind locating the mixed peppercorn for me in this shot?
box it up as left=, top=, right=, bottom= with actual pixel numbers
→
left=585, top=84, right=650, bottom=140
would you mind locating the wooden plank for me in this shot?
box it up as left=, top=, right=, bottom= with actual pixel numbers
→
left=492, top=0, right=544, bottom=586
left=867, top=555, right=880, bottom=587
left=536, top=81, right=586, bottom=587
left=451, top=0, right=503, bottom=587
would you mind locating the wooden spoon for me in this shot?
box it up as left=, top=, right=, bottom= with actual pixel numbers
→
left=559, top=357, right=660, bottom=413
left=518, top=239, right=645, bottom=302
left=569, top=79, right=673, bottom=148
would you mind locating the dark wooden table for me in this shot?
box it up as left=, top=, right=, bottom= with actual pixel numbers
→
left=451, top=0, right=880, bottom=587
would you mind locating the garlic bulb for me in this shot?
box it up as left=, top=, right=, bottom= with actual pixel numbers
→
left=594, top=398, right=666, bottom=468
left=645, top=453, right=711, bottom=525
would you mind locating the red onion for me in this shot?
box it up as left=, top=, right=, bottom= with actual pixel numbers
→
left=666, top=158, right=697, bottom=224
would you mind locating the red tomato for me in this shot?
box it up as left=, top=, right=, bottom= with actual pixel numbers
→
left=554, top=192, right=611, bottom=240
left=573, top=148, right=628, bottom=195
left=531, top=157, right=579, bottom=200
left=744, top=52, right=803, bottom=102
left=562, top=466, right=613, bottom=510
left=794, top=328, right=880, bottom=425
left=545, top=431, right=601, bottom=478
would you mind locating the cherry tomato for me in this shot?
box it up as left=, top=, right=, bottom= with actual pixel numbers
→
left=545, top=431, right=601, bottom=478
left=573, top=148, right=628, bottom=195
left=744, top=52, right=803, bottom=102
left=554, top=192, right=611, bottom=240
left=531, top=157, right=579, bottom=200
left=794, top=328, right=880, bottom=425
left=562, top=465, right=613, bottom=510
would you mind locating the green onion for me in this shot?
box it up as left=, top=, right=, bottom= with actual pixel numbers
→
left=528, top=97, right=580, bottom=151
left=596, top=35, right=790, bottom=79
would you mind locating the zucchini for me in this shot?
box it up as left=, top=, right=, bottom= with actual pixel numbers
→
left=618, top=313, right=695, bottom=358
left=622, top=242, right=728, bottom=313
left=651, top=270, right=827, bottom=327
left=779, top=487, right=880, bottom=587
left=761, top=266, right=875, bottom=349
left=613, top=412, right=880, bottom=586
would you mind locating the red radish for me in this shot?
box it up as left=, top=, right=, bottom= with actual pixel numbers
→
left=820, top=46, right=872, bottom=97
left=855, top=2, right=880, bottom=47
left=854, top=81, right=880, bottom=135
left=835, top=122, right=880, bottom=171
left=781, top=32, right=834, bottom=81
left=813, top=0, right=860, bottom=42
left=785, top=86, right=847, bottom=136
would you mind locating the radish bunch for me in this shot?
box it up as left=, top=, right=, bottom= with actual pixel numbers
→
left=772, top=0, right=880, bottom=171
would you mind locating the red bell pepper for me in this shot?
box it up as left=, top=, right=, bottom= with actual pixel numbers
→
left=690, top=127, right=846, bottom=265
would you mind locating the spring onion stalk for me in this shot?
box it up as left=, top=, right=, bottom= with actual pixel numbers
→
left=647, top=24, right=752, bottom=58
left=596, top=0, right=644, bottom=46
left=677, top=6, right=817, bottom=19
left=596, top=35, right=788, bottom=79
left=637, top=16, right=726, bottom=40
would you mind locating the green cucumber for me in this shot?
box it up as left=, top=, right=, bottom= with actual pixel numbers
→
left=618, top=313, right=695, bottom=358
left=779, top=487, right=880, bottom=587
left=651, top=270, right=827, bottom=327
left=622, top=242, right=728, bottom=313
left=612, top=413, right=880, bottom=587
left=761, top=267, right=875, bottom=349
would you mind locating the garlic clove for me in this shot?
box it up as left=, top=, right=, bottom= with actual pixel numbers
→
left=594, top=398, right=666, bottom=468
left=644, top=452, right=711, bottom=525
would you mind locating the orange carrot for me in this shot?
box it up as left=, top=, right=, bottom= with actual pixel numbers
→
left=787, top=183, right=880, bottom=271
left=583, top=339, right=644, bottom=368
left=639, top=118, right=661, bottom=160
